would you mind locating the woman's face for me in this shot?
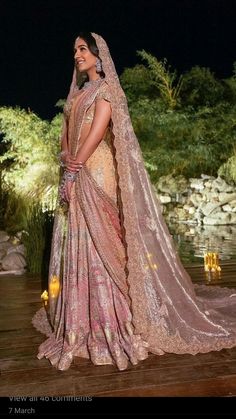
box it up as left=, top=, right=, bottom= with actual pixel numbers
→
left=74, top=38, right=97, bottom=73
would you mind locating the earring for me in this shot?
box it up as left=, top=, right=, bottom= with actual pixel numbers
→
left=96, top=58, right=102, bottom=73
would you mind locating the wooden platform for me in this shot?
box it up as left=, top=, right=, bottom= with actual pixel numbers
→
left=1, top=262, right=236, bottom=402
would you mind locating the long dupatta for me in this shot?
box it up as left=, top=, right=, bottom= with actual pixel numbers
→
left=85, top=34, right=236, bottom=354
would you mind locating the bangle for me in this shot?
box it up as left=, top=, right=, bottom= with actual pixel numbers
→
left=63, top=170, right=78, bottom=182
left=58, top=150, right=69, bottom=167
left=77, top=161, right=84, bottom=169
left=61, top=150, right=68, bottom=156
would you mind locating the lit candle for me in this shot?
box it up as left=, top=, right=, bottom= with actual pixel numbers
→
left=204, top=252, right=221, bottom=277
left=41, top=290, right=49, bottom=306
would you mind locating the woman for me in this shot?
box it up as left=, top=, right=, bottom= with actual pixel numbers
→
left=33, top=32, right=236, bottom=371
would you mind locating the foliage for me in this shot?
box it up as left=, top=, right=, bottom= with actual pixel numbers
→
left=120, top=54, right=236, bottom=184
left=136, top=50, right=183, bottom=109
left=179, top=66, right=224, bottom=108
left=0, top=107, right=61, bottom=273
left=1, top=190, right=54, bottom=275
left=0, top=107, right=61, bottom=210
left=120, top=64, right=156, bottom=103
left=2, top=191, right=29, bottom=234
left=127, top=92, right=236, bottom=183
left=21, top=202, right=54, bottom=275
left=218, top=147, right=236, bottom=184
left=221, top=62, right=236, bottom=104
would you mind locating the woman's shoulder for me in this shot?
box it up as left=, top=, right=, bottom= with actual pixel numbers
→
left=95, top=79, right=112, bottom=103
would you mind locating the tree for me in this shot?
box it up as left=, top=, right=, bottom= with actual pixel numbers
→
left=120, top=64, right=156, bottom=102
left=180, top=66, right=224, bottom=108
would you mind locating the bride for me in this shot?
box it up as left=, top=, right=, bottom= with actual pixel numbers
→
left=32, top=32, right=236, bottom=371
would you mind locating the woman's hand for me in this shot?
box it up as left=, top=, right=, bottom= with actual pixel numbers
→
left=65, top=155, right=82, bottom=172
left=58, top=151, right=82, bottom=173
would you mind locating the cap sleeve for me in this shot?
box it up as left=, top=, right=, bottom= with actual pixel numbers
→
left=95, top=82, right=112, bottom=103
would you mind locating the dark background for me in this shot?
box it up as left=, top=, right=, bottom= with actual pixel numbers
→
left=1, top=0, right=236, bottom=120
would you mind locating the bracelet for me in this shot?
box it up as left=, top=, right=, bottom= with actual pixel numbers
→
left=77, top=161, right=84, bottom=169
left=58, top=150, right=69, bottom=167
left=63, top=170, right=78, bottom=182
left=61, top=150, right=68, bottom=156
left=58, top=165, right=84, bottom=205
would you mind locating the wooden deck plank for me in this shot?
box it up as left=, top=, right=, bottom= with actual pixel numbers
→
left=2, top=354, right=236, bottom=387
left=1, top=361, right=236, bottom=397
left=1, top=262, right=236, bottom=397
left=95, top=376, right=236, bottom=397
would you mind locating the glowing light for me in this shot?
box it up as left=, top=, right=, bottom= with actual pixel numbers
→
left=49, top=275, right=60, bottom=298
left=145, top=253, right=158, bottom=271
left=41, top=290, right=49, bottom=306
left=204, top=252, right=221, bottom=278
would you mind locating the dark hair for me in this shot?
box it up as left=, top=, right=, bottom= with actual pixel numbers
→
left=76, top=32, right=105, bottom=80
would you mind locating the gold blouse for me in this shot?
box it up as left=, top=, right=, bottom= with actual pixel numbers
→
left=68, top=82, right=118, bottom=205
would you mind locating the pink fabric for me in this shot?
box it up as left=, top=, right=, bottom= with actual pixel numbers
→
left=32, top=87, right=149, bottom=371
left=33, top=166, right=149, bottom=370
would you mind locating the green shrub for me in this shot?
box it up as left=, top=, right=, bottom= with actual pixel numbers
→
left=0, top=106, right=61, bottom=210
left=21, top=203, right=54, bottom=275
left=179, top=66, right=224, bottom=109
left=120, top=54, right=236, bottom=183
left=218, top=148, right=236, bottom=184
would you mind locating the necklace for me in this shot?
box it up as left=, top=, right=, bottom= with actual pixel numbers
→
left=83, top=78, right=102, bottom=89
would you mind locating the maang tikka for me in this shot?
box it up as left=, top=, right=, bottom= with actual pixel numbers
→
left=96, top=58, right=102, bottom=73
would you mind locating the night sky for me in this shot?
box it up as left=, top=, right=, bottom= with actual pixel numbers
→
left=1, top=0, right=236, bottom=120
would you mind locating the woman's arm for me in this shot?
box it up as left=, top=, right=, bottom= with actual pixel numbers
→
left=66, top=98, right=112, bottom=171
left=61, top=117, right=69, bottom=153
left=58, top=117, right=70, bottom=168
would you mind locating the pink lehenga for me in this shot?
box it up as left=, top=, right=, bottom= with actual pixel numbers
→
left=32, top=33, right=236, bottom=371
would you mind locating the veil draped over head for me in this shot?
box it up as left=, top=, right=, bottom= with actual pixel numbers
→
left=60, top=33, right=236, bottom=355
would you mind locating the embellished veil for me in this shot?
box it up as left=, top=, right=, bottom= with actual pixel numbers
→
left=47, top=33, right=236, bottom=358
